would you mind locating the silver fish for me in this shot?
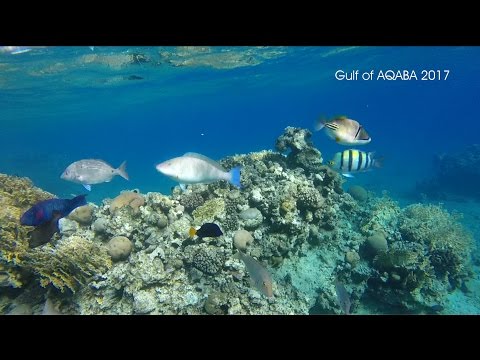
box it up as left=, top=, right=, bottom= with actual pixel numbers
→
left=235, top=250, right=273, bottom=297
left=61, top=159, right=129, bottom=191
left=156, top=152, right=241, bottom=190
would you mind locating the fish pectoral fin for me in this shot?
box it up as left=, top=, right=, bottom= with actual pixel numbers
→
left=83, top=184, right=92, bottom=191
left=179, top=184, right=187, bottom=191
left=342, top=173, right=355, bottom=178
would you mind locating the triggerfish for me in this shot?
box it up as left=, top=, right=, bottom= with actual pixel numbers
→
left=189, top=223, right=223, bottom=239
left=315, top=116, right=371, bottom=145
left=20, top=195, right=87, bottom=227
left=235, top=250, right=273, bottom=297
left=61, top=159, right=129, bottom=191
left=328, top=149, right=383, bottom=178
left=156, top=152, right=241, bottom=190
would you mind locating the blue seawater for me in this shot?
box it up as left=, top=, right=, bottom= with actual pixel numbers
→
left=1, top=46, right=479, bottom=313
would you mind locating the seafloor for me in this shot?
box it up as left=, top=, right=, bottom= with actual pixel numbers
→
left=1, top=127, right=479, bottom=315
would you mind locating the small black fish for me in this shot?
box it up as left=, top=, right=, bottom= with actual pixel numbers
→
left=28, top=211, right=62, bottom=248
left=189, top=223, right=223, bottom=239
left=125, top=75, right=143, bottom=81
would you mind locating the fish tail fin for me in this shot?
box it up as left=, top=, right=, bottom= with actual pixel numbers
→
left=229, top=167, right=242, bottom=189
left=372, top=153, right=384, bottom=168
left=374, top=157, right=384, bottom=168
left=189, top=227, right=197, bottom=238
left=314, top=116, right=327, bottom=131
left=116, top=161, right=129, bottom=180
left=72, top=194, right=88, bottom=207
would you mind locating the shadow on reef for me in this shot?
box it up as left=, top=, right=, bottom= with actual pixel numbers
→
left=414, top=144, right=480, bottom=202
left=1, top=128, right=477, bottom=314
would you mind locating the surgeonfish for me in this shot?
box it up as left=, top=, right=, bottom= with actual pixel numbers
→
left=156, top=152, right=241, bottom=190
left=315, top=116, right=371, bottom=145
left=328, top=149, right=383, bottom=178
left=235, top=250, right=273, bottom=297
left=189, top=223, right=223, bottom=239
left=20, top=195, right=87, bottom=227
left=61, top=159, right=129, bottom=191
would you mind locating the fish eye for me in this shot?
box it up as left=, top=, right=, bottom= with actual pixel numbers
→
left=328, top=160, right=335, bottom=166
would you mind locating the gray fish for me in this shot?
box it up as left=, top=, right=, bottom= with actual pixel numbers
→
left=334, top=278, right=351, bottom=315
left=235, top=250, right=273, bottom=297
left=61, top=159, right=129, bottom=191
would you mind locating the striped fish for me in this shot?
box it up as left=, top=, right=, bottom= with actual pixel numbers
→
left=328, top=149, right=382, bottom=178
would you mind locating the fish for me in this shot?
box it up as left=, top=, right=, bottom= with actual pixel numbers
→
left=61, top=159, right=129, bottom=191
left=189, top=223, right=223, bottom=239
left=315, top=116, right=371, bottom=145
left=156, top=152, right=241, bottom=190
left=125, top=75, right=143, bottom=80
left=28, top=211, right=63, bottom=248
left=328, top=149, right=383, bottom=178
left=20, top=194, right=87, bottom=227
left=235, top=250, right=273, bottom=297
left=334, top=278, right=351, bottom=315
left=0, top=46, right=32, bottom=55
left=42, top=297, right=63, bottom=315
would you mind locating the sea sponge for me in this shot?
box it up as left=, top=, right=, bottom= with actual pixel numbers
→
left=367, top=232, right=388, bottom=252
left=348, top=185, right=368, bottom=202
left=192, top=198, right=225, bottom=225
left=107, top=236, right=133, bottom=261
left=110, top=191, right=145, bottom=215
left=233, top=230, right=254, bottom=250
left=68, top=205, right=94, bottom=225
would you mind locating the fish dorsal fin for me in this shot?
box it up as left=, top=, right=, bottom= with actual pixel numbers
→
left=334, top=115, right=348, bottom=120
left=182, top=152, right=226, bottom=171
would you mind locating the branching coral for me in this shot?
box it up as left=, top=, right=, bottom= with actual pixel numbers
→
left=25, top=236, right=112, bottom=293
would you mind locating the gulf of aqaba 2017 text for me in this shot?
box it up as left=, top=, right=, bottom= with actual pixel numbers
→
left=335, top=69, right=450, bottom=81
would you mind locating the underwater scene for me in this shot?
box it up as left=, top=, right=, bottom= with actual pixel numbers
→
left=1, top=46, right=479, bottom=315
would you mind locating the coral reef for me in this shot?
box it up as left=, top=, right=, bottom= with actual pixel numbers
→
left=348, top=185, right=369, bottom=202
left=1, top=128, right=476, bottom=315
left=275, top=127, right=324, bottom=175
left=415, top=144, right=480, bottom=201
